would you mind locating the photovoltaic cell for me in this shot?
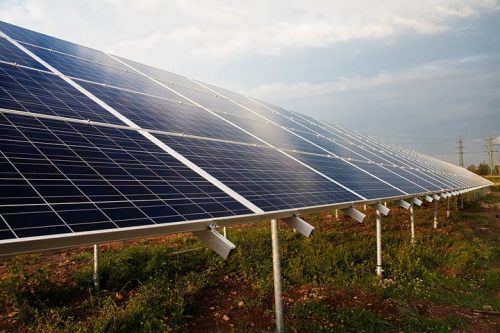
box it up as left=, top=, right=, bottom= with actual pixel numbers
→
left=348, top=161, right=427, bottom=194
left=0, top=21, right=115, bottom=59
left=156, top=134, right=362, bottom=211
left=202, top=86, right=318, bottom=134
left=284, top=111, right=455, bottom=190
left=151, top=84, right=417, bottom=198
left=25, top=45, right=185, bottom=98
left=0, top=63, right=126, bottom=124
left=0, top=112, right=252, bottom=239
left=289, top=152, right=405, bottom=199
left=248, top=111, right=445, bottom=193
left=178, top=85, right=439, bottom=195
left=78, top=80, right=260, bottom=143
left=0, top=37, right=47, bottom=70
left=1, top=32, right=267, bottom=144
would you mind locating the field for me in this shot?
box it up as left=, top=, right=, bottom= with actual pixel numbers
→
left=0, top=187, right=498, bottom=332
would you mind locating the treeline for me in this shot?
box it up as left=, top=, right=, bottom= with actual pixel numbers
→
left=467, top=163, right=490, bottom=175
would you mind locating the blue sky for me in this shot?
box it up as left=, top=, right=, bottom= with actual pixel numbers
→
left=1, top=0, right=499, bottom=166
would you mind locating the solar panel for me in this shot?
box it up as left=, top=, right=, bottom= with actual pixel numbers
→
left=156, top=134, right=362, bottom=211
left=0, top=63, right=125, bottom=124
left=0, top=111, right=253, bottom=239
left=285, top=111, right=466, bottom=188
left=0, top=37, right=47, bottom=70
left=77, top=80, right=260, bottom=143
left=0, top=20, right=491, bottom=255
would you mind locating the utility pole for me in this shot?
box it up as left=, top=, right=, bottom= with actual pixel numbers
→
left=485, top=133, right=498, bottom=175
left=457, top=136, right=464, bottom=168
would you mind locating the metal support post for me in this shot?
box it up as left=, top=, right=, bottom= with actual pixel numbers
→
left=375, top=209, right=383, bottom=277
left=371, top=203, right=389, bottom=277
left=410, top=205, right=415, bottom=243
left=433, top=200, right=438, bottom=229
left=93, top=244, right=100, bottom=291
left=363, top=204, right=367, bottom=211
left=446, top=197, right=450, bottom=219
left=335, top=209, right=339, bottom=219
left=271, top=218, right=284, bottom=333
left=223, top=226, right=227, bottom=238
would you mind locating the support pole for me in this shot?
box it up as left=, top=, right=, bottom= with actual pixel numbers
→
left=446, top=197, right=450, bottom=219
left=271, top=218, right=284, bottom=333
left=93, top=244, right=100, bottom=291
left=223, top=226, right=227, bottom=238
left=433, top=200, right=438, bottom=229
left=335, top=209, right=339, bottom=219
left=375, top=209, right=383, bottom=277
left=410, top=205, right=415, bottom=243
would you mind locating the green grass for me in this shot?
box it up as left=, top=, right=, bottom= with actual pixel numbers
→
left=0, top=189, right=498, bottom=332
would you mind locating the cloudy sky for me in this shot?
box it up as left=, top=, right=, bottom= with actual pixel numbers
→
left=1, top=0, right=499, bottom=166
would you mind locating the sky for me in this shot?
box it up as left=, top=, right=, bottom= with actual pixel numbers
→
left=1, top=0, right=499, bottom=166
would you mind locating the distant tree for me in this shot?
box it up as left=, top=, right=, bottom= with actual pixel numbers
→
left=477, top=163, right=489, bottom=176
left=467, top=164, right=477, bottom=174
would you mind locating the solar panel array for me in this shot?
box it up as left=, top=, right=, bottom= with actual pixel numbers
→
left=0, top=21, right=491, bottom=253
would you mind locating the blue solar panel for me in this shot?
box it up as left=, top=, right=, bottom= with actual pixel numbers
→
left=1, top=21, right=465, bottom=193
left=0, top=21, right=110, bottom=58
left=0, top=63, right=125, bottom=124
left=348, top=161, right=427, bottom=194
left=156, top=134, right=362, bottom=211
left=0, top=20, right=490, bottom=254
left=77, top=80, right=260, bottom=143
left=289, top=152, right=404, bottom=199
left=175, top=83, right=429, bottom=197
left=23, top=44, right=184, bottom=100
left=0, top=112, right=252, bottom=239
left=0, top=37, right=47, bottom=70
left=252, top=107, right=448, bottom=192
left=281, top=110, right=456, bottom=190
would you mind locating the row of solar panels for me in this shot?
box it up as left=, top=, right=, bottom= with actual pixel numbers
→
left=0, top=21, right=491, bottom=255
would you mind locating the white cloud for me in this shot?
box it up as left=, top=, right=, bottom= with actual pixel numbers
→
left=0, top=0, right=498, bottom=60
left=245, top=54, right=496, bottom=100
